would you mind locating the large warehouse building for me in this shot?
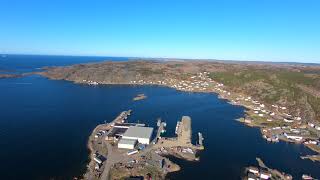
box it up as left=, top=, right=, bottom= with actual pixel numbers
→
left=118, top=138, right=137, bottom=149
left=122, top=126, right=154, bottom=145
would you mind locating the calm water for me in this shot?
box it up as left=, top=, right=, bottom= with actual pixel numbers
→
left=0, top=55, right=319, bottom=180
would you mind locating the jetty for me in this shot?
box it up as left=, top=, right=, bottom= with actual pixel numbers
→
left=198, top=132, right=204, bottom=150
left=177, top=116, right=192, bottom=144
left=155, top=119, right=166, bottom=142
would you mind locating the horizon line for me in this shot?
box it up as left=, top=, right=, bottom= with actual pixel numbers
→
left=2, top=53, right=320, bottom=66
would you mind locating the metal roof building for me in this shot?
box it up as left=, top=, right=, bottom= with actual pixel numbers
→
left=122, top=126, right=154, bottom=144
left=118, top=138, right=137, bottom=149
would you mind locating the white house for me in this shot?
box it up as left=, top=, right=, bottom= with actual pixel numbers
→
left=248, top=167, right=259, bottom=174
left=284, top=119, right=294, bottom=123
left=260, top=171, right=272, bottom=179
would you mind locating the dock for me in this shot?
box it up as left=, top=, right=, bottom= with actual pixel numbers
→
left=198, top=132, right=204, bottom=150
left=178, top=116, right=192, bottom=144
left=111, top=110, right=132, bottom=125
left=155, top=121, right=166, bottom=141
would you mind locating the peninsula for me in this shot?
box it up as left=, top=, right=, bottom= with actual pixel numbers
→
left=0, top=73, right=22, bottom=79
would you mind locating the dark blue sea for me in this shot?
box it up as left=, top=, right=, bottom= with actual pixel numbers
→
left=0, top=55, right=319, bottom=180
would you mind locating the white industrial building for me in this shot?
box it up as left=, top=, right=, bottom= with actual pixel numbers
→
left=122, top=126, right=154, bottom=145
left=118, top=138, right=137, bottom=149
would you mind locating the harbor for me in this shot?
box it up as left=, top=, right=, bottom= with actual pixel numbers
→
left=56, top=66, right=320, bottom=162
left=83, top=110, right=205, bottom=180
left=2, top=56, right=320, bottom=179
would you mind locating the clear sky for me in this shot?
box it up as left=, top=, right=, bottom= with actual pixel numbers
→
left=1, top=0, right=319, bottom=63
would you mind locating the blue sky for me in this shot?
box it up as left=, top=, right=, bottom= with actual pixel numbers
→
left=0, top=0, right=319, bottom=63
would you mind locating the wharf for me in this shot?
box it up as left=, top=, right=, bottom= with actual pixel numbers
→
left=154, top=116, right=204, bottom=151
left=198, top=132, right=204, bottom=150
left=155, top=121, right=166, bottom=141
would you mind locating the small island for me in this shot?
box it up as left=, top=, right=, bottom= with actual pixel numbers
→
left=83, top=110, right=204, bottom=180
left=133, top=94, right=147, bottom=101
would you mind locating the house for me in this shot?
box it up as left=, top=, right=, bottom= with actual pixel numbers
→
left=248, top=166, right=259, bottom=174
left=304, top=140, right=317, bottom=145
left=260, top=170, right=272, bottom=179
left=284, top=118, right=294, bottom=123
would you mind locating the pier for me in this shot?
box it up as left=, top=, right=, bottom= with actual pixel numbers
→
left=110, top=110, right=132, bottom=125
left=198, top=132, right=204, bottom=150
left=155, top=119, right=166, bottom=142
left=154, top=116, right=204, bottom=150
left=178, top=116, right=192, bottom=144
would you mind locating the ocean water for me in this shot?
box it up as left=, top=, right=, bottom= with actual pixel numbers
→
left=0, top=55, right=319, bottom=179
left=0, top=54, right=128, bottom=73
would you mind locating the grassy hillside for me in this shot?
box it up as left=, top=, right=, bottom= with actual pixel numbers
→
left=209, top=68, right=320, bottom=121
